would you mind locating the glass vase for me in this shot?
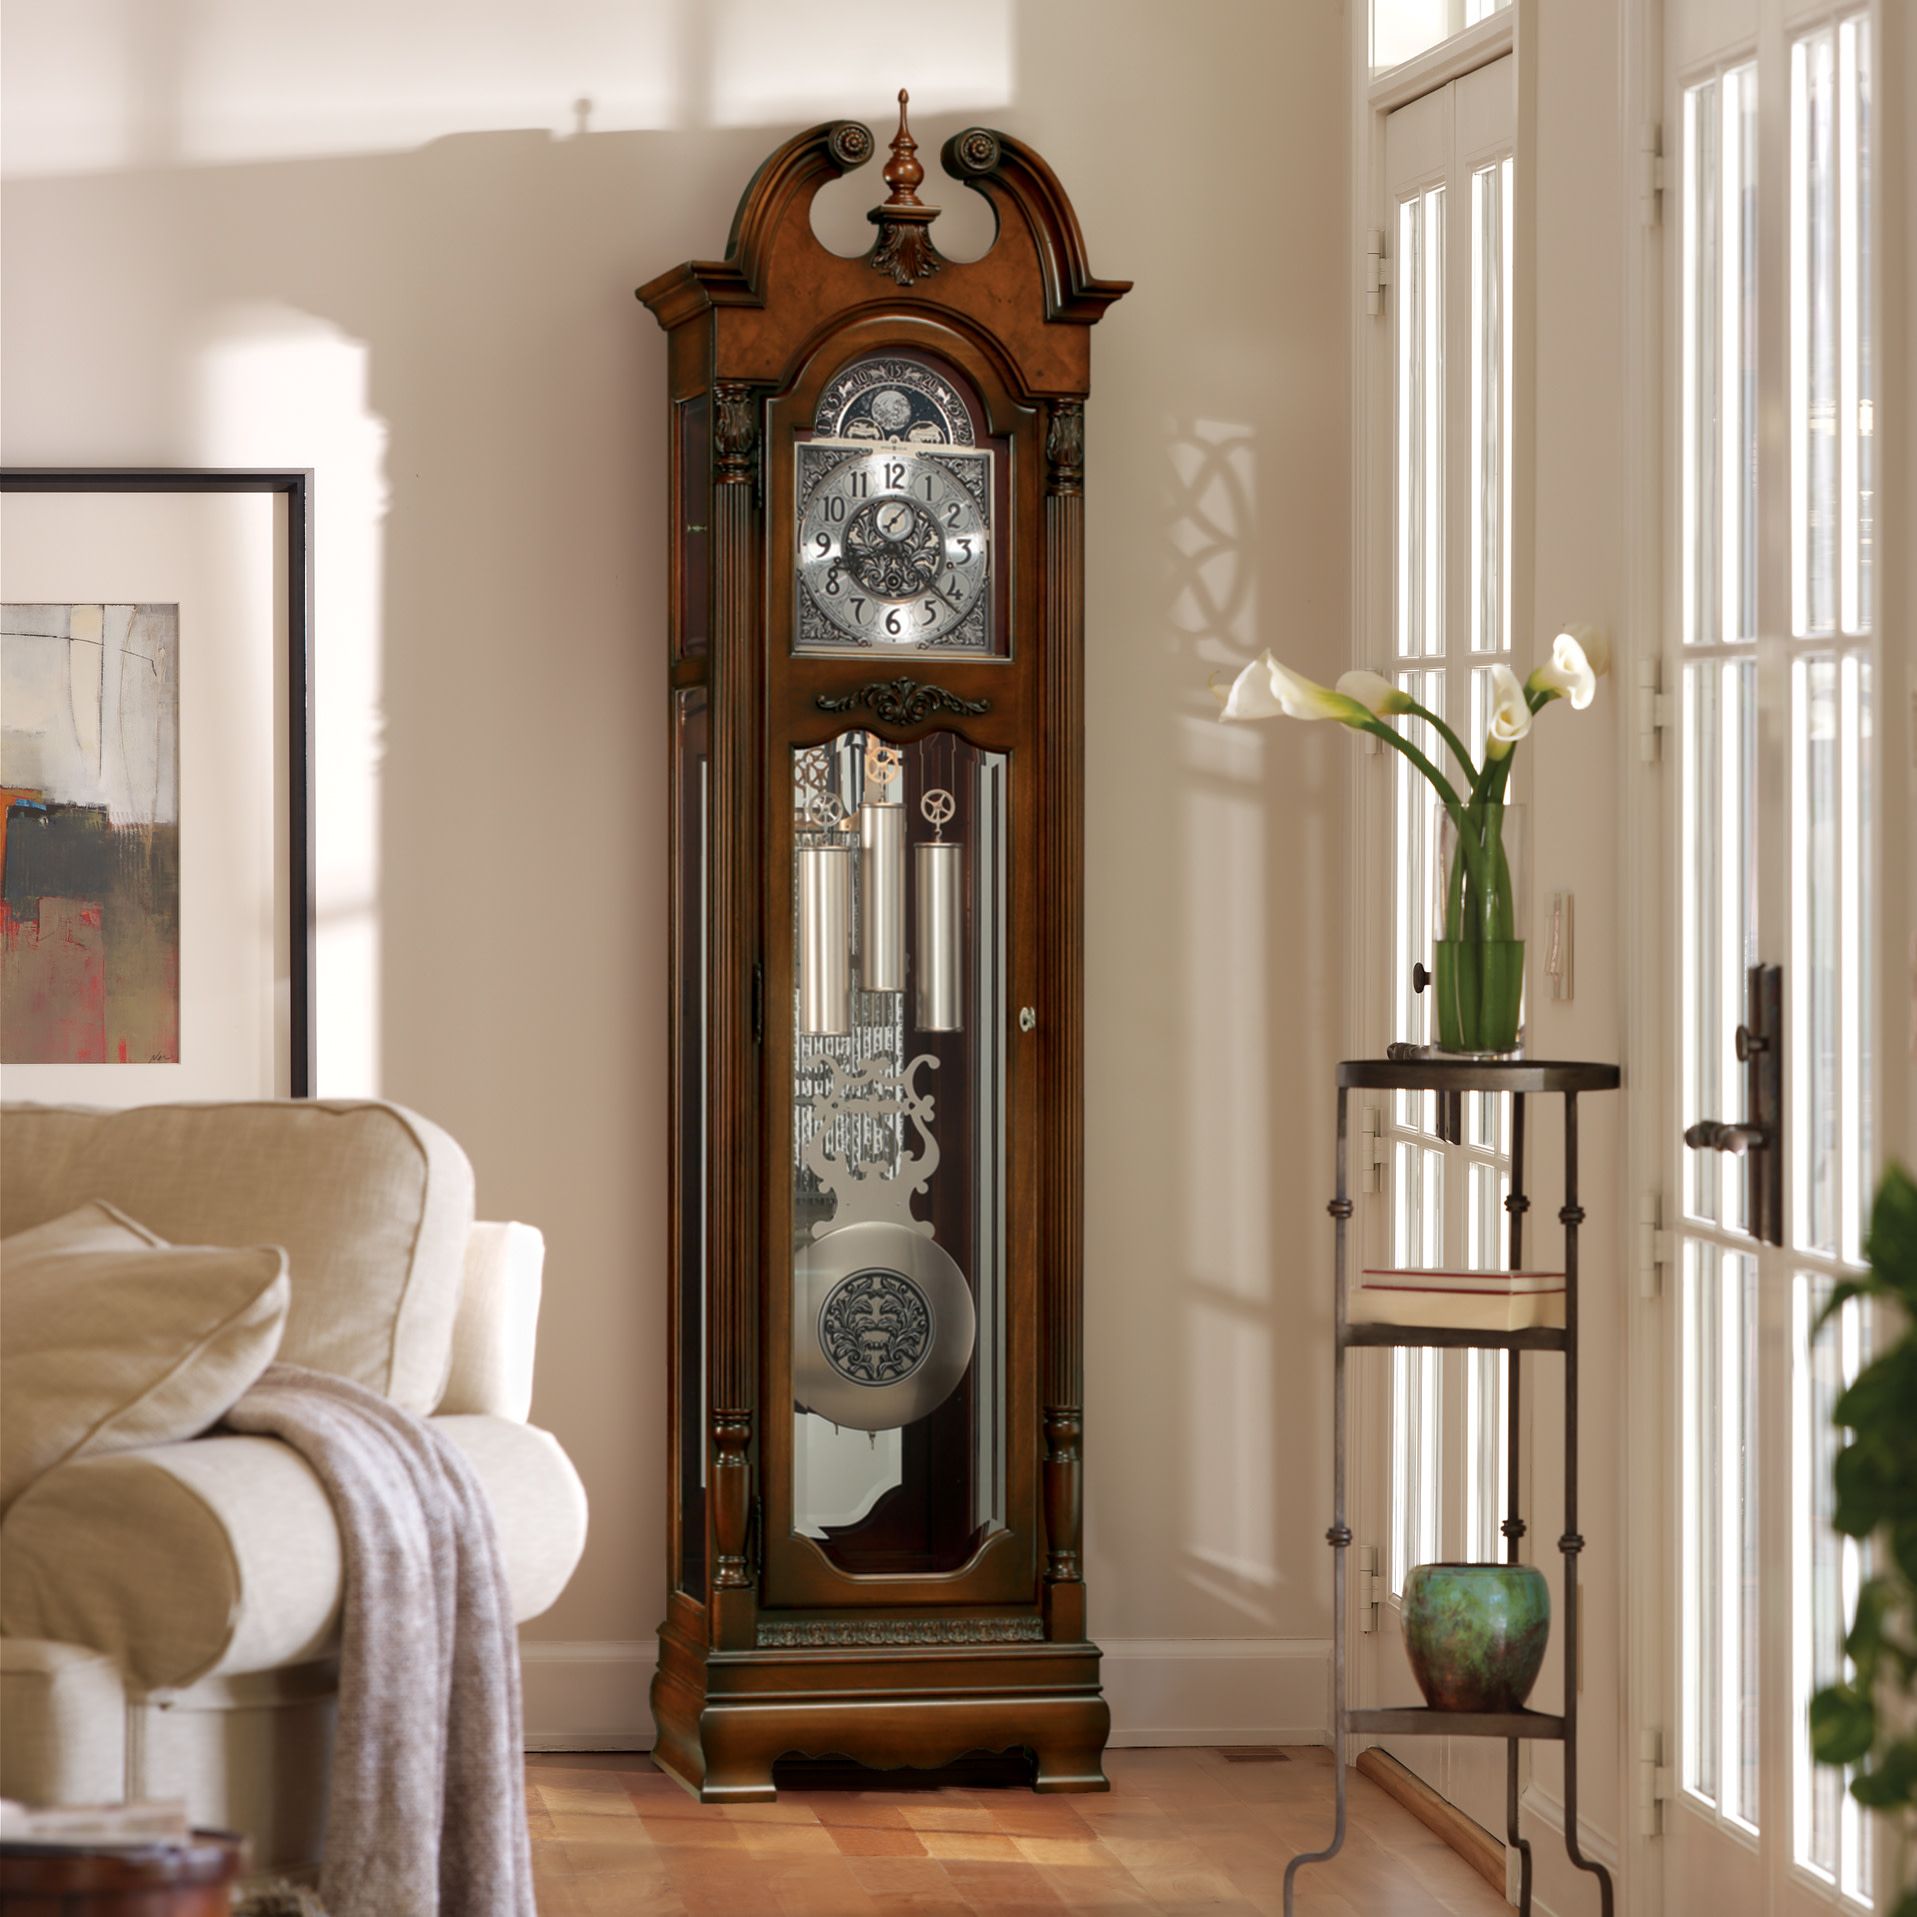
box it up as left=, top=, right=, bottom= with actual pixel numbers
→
left=1432, top=801, right=1526, bottom=1056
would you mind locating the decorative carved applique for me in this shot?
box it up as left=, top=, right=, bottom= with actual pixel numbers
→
left=868, top=90, right=942, bottom=286
left=800, top=1050, right=940, bottom=1236
left=756, top=1617, right=1046, bottom=1648
left=814, top=678, right=991, bottom=726
left=1047, top=400, right=1085, bottom=495
left=818, top=1267, right=934, bottom=1384
left=713, top=382, right=758, bottom=484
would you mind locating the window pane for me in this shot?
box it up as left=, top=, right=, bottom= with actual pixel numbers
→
left=1396, top=187, right=1445, bottom=661
left=1683, top=77, right=1721, bottom=647
left=1792, top=653, right=1872, bottom=1264
left=1794, top=1273, right=1873, bottom=1894
left=1839, top=15, right=1873, bottom=634
left=1471, top=157, right=1512, bottom=654
left=1794, top=29, right=1838, bottom=638
left=1681, top=660, right=1758, bottom=1230
left=1392, top=672, right=1446, bottom=1130
left=1681, top=1239, right=1759, bottom=1827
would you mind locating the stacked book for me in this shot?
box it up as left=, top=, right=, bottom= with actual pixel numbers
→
left=1353, top=1267, right=1566, bottom=1332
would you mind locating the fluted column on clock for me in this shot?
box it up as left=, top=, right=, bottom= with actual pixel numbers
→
left=1042, top=396, right=1087, bottom=1634
left=708, top=379, right=762, bottom=1634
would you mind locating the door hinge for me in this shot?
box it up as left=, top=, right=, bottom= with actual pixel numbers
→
left=1361, top=1101, right=1388, bottom=1195
left=1637, top=657, right=1673, bottom=763
left=752, top=961, right=765, bottom=1045
left=1358, top=1544, right=1382, bottom=1634
left=1637, top=1190, right=1674, bottom=1299
left=1637, top=1727, right=1674, bottom=1836
left=1636, top=122, right=1666, bottom=227
left=1365, top=228, right=1389, bottom=317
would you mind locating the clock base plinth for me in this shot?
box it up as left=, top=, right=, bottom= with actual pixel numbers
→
left=650, top=1618, right=1111, bottom=1802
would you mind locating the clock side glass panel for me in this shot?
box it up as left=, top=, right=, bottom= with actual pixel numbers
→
left=672, top=687, right=708, bottom=1597
left=788, top=729, right=1009, bottom=1576
left=793, top=352, right=1006, bottom=659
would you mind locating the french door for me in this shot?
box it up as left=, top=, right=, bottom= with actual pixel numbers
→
left=1358, top=51, right=1517, bottom=1842
left=1662, top=1, right=1880, bottom=1909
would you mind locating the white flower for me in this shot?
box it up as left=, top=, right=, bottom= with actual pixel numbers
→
left=1526, top=630, right=1598, bottom=710
left=1557, top=622, right=1612, bottom=678
left=1214, top=651, right=1372, bottom=726
left=1483, top=663, right=1534, bottom=760
left=1335, top=670, right=1414, bottom=717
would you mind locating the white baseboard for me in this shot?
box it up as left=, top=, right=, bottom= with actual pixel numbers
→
left=519, top=1633, right=1333, bottom=1755
left=521, top=1639, right=655, bottom=1751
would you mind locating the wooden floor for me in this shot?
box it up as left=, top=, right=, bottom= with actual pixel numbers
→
left=527, top=1746, right=1509, bottom=1915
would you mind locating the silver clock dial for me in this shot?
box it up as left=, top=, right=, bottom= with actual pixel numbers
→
left=795, top=441, right=992, bottom=653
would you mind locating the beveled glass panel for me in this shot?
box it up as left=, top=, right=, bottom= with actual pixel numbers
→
left=676, top=396, right=710, bottom=661
left=788, top=729, right=1007, bottom=1575
left=672, top=689, right=708, bottom=1596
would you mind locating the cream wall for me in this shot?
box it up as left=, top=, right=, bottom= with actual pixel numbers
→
left=0, top=0, right=1353, bottom=1744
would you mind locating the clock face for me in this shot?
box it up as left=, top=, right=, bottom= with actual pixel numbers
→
left=795, top=441, right=993, bottom=653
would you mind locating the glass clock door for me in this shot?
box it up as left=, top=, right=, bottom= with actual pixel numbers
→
left=785, top=727, right=1010, bottom=1578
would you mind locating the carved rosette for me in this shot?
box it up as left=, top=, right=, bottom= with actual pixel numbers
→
left=757, top=1617, right=1045, bottom=1649
left=947, top=127, right=1003, bottom=177
left=815, top=678, right=991, bottom=726
left=828, top=121, right=875, bottom=169
left=713, top=381, right=759, bottom=486
left=1046, top=400, right=1085, bottom=496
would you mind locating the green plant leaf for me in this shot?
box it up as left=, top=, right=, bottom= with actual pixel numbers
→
left=1849, top=1734, right=1917, bottom=1808
left=1834, top=1345, right=1917, bottom=1433
left=1833, top=1433, right=1917, bottom=1537
left=1812, top=1274, right=1874, bottom=1336
left=1893, top=1887, right=1917, bottom=1917
left=1864, top=1165, right=1917, bottom=1309
left=1810, top=1682, right=1877, bottom=1765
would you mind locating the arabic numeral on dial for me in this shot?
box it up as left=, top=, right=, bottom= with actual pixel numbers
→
left=824, top=565, right=841, bottom=597
left=945, top=503, right=962, bottom=528
left=851, top=596, right=867, bottom=621
left=922, top=475, right=936, bottom=499
left=884, top=607, right=903, bottom=636
left=813, top=532, right=831, bottom=555
left=848, top=469, right=869, bottom=498
left=922, top=600, right=937, bottom=624
left=883, top=460, right=905, bottom=489
left=955, top=536, right=973, bottom=562
left=825, top=495, right=846, bottom=522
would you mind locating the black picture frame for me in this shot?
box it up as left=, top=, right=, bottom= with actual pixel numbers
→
left=0, top=468, right=315, bottom=1095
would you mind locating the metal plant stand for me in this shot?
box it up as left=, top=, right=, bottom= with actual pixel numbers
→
left=1283, top=1057, right=1621, bottom=1917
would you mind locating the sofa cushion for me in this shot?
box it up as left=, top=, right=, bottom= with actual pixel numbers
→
left=0, top=1102, right=475, bottom=1412
left=0, top=1202, right=290, bottom=1512
left=0, top=1416, right=588, bottom=1692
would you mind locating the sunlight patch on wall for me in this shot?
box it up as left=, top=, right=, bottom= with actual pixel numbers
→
left=1167, top=421, right=1257, bottom=665
left=1184, top=1296, right=1280, bottom=1622
left=193, top=310, right=386, bottom=1095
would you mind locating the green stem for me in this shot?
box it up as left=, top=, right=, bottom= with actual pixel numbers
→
left=1356, top=718, right=1496, bottom=912
left=1404, top=698, right=1480, bottom=794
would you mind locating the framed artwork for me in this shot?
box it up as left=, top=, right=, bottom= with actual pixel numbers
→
left=0, top=470, right=313, bottom=1100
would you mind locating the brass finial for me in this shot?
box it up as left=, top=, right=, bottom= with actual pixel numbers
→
left=880, top=89, right=926, bottom=206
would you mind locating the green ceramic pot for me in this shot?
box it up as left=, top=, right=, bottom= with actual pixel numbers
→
left=1402, top=1562, right=1550, bottom=1713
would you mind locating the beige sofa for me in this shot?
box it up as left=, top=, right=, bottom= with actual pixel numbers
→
left=0, top=1100, right=588, bottom=1876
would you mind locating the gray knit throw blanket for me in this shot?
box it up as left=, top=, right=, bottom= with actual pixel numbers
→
left=223, top=1364, right=534, bottom=1917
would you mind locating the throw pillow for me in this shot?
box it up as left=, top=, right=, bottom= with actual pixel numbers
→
left=0, top=1200, right=290, bottom=1511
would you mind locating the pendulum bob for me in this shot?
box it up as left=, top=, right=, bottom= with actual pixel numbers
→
left=859, top=799, right=906, bottom=993
left=798, top=842, right=853, bottom=1036
left=914, top=839, right=963, bottom=1033
left=793, top=1220, right=977, bottom=1431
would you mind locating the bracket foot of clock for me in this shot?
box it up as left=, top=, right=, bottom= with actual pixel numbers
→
left=650, top=1623, right=1111, bottom=1803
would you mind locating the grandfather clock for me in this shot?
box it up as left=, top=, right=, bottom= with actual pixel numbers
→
left=640, top=95, right=1127, bottom=1800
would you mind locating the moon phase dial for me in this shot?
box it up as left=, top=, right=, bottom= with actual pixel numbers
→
left=796, top=441, right=993, bottom=653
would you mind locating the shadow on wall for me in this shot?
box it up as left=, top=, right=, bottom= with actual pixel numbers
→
left=0, top=0, right=1349, bottom=1654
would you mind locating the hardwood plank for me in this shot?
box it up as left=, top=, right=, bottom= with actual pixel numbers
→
left=1353, top=1750, right=1506, bottom=1896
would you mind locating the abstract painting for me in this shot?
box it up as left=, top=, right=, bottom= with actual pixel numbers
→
left=1, top=603, right=180, bottom=1063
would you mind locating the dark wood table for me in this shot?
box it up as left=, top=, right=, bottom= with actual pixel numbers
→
left=0, top=1833, right=243, bottom=1914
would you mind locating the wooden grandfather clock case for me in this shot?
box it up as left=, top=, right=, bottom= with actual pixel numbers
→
left=639, top=96, right=1128, bottom=1800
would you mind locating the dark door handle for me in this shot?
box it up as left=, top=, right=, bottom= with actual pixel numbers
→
left=1412, top=961, right=1431, bottom=995
left=1683, top=1119, right=1769, bottom=1156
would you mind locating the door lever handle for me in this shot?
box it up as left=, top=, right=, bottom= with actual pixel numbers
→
left=1683, top=1119, right=1769, bottom=1156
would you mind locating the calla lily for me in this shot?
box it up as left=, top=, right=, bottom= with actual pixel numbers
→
left=1557, top=621, right=1612, bottom=678
left=1483, top=663, right=1533, bottom=760
left=1336, top=670, right=1415, bottom=717
left=1215, top=651, right=1372, bottom=727
left=1526, top=630, right=1598, bottom=710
